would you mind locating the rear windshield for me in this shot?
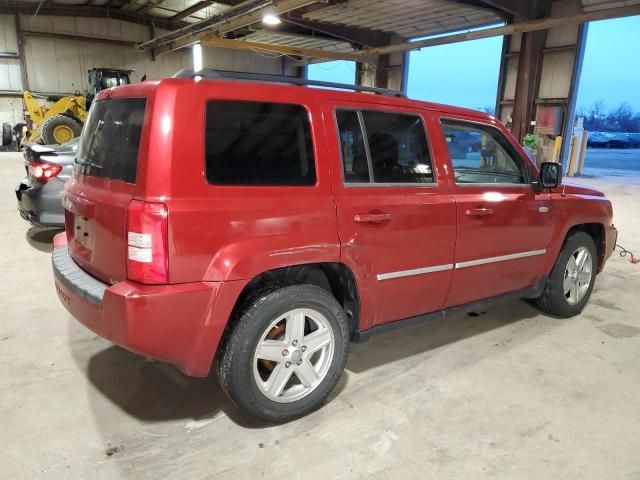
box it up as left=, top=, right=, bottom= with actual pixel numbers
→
left=75, top=98, right=146, bottom=183
left=205, top=100, right=316, bottom=186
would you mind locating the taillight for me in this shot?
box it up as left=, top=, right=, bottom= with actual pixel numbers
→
left=126, top=200, right=169, bottom=284
left=29, top=163, right=62, bottom=181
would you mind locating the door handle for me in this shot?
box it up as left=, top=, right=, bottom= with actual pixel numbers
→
left=354, top=212, right=392, bottom=224
left=466, top=207, right=493, bottom=217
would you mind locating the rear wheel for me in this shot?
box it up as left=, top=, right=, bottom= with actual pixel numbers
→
left=217, top=284, right=349, bottom=422
left=535, top=231, right=597, bottom=317
left=41, top=115, right=82, bottom=145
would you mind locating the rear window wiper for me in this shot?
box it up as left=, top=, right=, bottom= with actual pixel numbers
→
left=75, top=158, right=103, bottom=169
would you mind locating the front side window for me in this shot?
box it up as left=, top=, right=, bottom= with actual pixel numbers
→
left=441, top=120, right=526, bottom=185
left=336, top=109, right=434, bottom=185
left=205, top=101, right=316, bottom=186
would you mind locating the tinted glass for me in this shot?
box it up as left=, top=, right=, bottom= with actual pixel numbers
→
left=336, top=110, right=370, bottom=183
left=362, top=111, right=433, bottom=184
left=205, top=101, right=316, bottom=186
left=76, top=98, right=146, bottom=183
left=441, top=120, right=526, bottom=184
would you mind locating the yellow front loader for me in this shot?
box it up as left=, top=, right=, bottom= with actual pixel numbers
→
left=22, top=67, right=132, bottom=145
left=22, top=91, right=87, bottom=145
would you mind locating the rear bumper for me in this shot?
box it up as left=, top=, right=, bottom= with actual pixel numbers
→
left=52, top=234, right=245, bottom=377
left=16, top=178, right=65, bottom=228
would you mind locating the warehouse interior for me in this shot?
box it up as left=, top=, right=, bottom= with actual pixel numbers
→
left=1, top=0, right=640, bottom=478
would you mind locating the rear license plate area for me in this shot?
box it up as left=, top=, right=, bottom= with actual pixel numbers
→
left=74, top=215, right=95, bottom=250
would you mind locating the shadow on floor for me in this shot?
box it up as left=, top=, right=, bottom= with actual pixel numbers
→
left=25, top=226, right=63, bottom=253
left=85, top=346, right=277, bottom=429
left=80, top=298, right=542, bottom=427
left=346, top=299, right=542, bottom=374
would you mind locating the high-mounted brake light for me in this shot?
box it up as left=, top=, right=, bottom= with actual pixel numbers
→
left=29, top=163, right=62, bottom=181
left=126, top=200, right=169, bottom=284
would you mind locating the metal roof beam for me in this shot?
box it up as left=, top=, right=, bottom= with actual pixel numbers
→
left=453, top=0, right=546, bottom=20
left=351, top=3, right=640, bottom=58
left=171, top=0, right=215, bottom=21
left=149, top=0, right=318, bottom=54
left=0, top=2, right=185, bottom=30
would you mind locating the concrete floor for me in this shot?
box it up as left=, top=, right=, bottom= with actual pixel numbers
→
left=1, top=151, right=639, bottom=480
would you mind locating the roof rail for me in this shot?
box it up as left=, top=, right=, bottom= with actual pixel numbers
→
left=172, top=69, right=405, bottom=97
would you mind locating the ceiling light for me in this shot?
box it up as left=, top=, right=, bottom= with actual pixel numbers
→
left=262, top=14, right=281, bottom=26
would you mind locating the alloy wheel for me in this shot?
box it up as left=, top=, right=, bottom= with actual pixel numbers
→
left=563, top=246, right=593, bottom=305
left=252, top=308, right=334, bottom=403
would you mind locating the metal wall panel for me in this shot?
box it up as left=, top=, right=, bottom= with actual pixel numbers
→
left=14, top=13, right=286, bottom=94
left=23, top=36, right=191, bottom=92
left=0, top=14, right=18, bottom=52
left=201, top=45, right=286, bottom=75
left=0, top=98, right=24, bottom=124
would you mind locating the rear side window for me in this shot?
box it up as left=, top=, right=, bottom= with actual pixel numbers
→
left=336, top=110, right=369, bottom=183
left=205, top=101, right=316, bottom=186
left=336, top=109, right=434, bottom=185
left=75, top=98, right=146, bottom=184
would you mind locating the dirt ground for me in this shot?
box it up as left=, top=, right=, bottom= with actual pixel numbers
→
left=1, top=151, right=639, bottom=479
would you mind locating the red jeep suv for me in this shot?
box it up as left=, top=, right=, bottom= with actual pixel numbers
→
left=53, top=70, right=617, bottom=422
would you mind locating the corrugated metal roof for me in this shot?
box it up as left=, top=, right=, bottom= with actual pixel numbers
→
left=303, top=0, right=504, bottom=39
left=581, top=0, right=640, bottom=11
left=146, top=0, right=230, bottom=22
left=243, top=31, right=355, bottom=52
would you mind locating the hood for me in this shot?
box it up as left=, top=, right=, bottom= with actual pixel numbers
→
left=557, top=183, right=605, bottom=197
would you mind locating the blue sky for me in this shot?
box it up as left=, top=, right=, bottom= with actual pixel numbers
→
left=406, top=32, right=502, bottom=111
left=308, top=15, right=640, bottom=114
left=577, top=15, right=640, bottom=111
left=307, top=61, right=355, bottom=85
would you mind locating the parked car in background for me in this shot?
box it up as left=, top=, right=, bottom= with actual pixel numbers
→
left=16, top=138, right=78, bottom=228
left=52, top=72, right=617, bottom=422
left=587, top=132, right=640, bottom=149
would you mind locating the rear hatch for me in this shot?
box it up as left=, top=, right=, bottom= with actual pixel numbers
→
left=64, top=97, right=147, bottom=284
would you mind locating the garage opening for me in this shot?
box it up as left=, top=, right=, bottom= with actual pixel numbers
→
left=574, top=15, right=640, bottom=177
left=406, top=25, right=504, bottom=114
left=307, top=61, right=356, bottom=85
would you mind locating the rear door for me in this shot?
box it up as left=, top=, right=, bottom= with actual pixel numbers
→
left=324, top=101, right=456, bottom=330
left=436, top=116, right=553, bottom=307
left=63, top=96, right=147, bottom=284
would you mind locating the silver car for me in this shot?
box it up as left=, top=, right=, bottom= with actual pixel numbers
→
left=15, top=138, right=77, bottom=228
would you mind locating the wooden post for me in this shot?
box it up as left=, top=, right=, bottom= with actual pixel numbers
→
left=566, top=136, right=579, bottom=176
left=576, top=131, right=589, bottom=176
left=552, top=136, right=562, bottom=163
left=511, top=29, right=546, bottom=142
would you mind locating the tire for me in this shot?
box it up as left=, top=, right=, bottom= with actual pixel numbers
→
left=1, top=122, right=11, bottom=147
left=217, top=284, right=350, bottom=423
left=41, top=115, right=82, bottom=145
left=535, top=231, right=597, bottom=318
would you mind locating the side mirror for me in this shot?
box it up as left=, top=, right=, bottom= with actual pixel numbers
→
left=539, top=162, right=562, bottom=189
left=2, top=123, right=12, bottom=147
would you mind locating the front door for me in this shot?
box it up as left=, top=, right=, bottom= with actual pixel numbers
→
left=324, top=102, right=456, bottom=330
left=436, top=116, right=553, bottom=308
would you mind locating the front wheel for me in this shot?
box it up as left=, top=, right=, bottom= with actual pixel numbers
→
left=41, top=115, right=82, bottom=145
left=536, top=231, right=597, bottom=317
left=217, top=284, right=350, bottom=422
